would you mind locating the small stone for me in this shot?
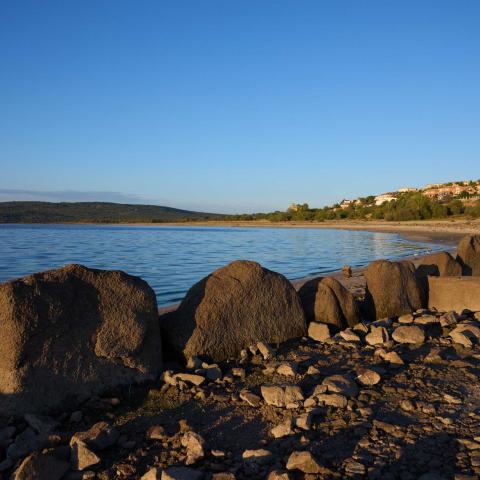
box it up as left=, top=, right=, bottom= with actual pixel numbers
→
left=392, top=325, right=425, bottom=344
left=440, top=311, right=459, bottom=327
left=286, top=451, right=324, bottom=474
left=173, top=373, right=205, bottom=386
left=365, top=326, right=389, bottom=346
left=239, top=389, right=262, bottom=407
left=398, top=313, right=414, bottom=324
left=414, top=315, right=439, bottom=325
left=181, top=431, right=205, bottom=465
left=231, top=367, right=245, bottom=378
left=257, top=342, right=275, bottom=360
left=271, top=419, right=294, bottom=438
left=295, top=412, right=313, bottom=431
left=141, top=467, right=161, bottom=480
left=306, top=365, right=321, bottom=375
left=70, top=438, right=101, bottom=471
left=443, top=393, right=462, bottom=405
left=267, top=471, right=290, bottom=480
left=261, top=386, right=286, bottom=407
left=276, top=362, right=297, bottom=376
left=147, top=425, right=165, bottom=441
left=200, top=364, right=222, bottom=381
left=339, top=329, right=361, bottom=342
left=356, top=368, right=381, bottom=386
left=400, top=399, right=415, bottom=412
left=308, top=322, right=330, bottom=342
left=383, top=351, right=404, bottom=365
left=242, top=449, right=273, bottom=463
left=353, top=323, right=369, bottom=334
left=344, top=458, right=366, bottom=475
left=315, top=393, right=347, bottom=408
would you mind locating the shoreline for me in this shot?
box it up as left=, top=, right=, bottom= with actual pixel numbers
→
left=5, top=218, right=477, bottom=246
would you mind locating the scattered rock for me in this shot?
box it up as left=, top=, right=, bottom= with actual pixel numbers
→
left=276, top=362, right=297, bottom=376
left=242, top=449, right=273, bottom=463
left=365, top=326, right=389, bottom=346
left=356, top=368, right=381, bottom=386
left=392, top=325, right=425, bottom=344
left=239, top=389, right=262, bottom=407
left=70, top=438, right=101, bottom=471
left=271, top=419, right=294, bottom=438
left=286, top=451, right=324, bottom=474
left=308, top=322, right=330, bottom=342
left=181, top=431, right=205, bottom=465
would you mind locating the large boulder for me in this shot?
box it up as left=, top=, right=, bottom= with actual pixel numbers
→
left=298, top=277, right=360, bottom=329
left=0, top=264, right=161, bottom=415
left=415, top=251, right=462, bottom=278
left=457, top=235, right=480, bottom=275
left=160, top=260, right=306, bottom=361
left=427, top=276, right=480, bottom=312
left=364, top=260, right=425, bottom=320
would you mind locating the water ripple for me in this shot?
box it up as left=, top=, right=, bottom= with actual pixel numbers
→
left=0, top=224, right=443, bottom=306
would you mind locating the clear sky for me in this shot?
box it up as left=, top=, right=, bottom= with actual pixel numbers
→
left=1, top=1, right=479, bottom=213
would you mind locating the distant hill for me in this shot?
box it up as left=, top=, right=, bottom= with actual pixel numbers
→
left=0, top=201, right=224, bottom=224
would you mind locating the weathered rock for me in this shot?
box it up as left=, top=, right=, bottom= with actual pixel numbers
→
left=286, top=451, right=324, bottom=474
left=14, top=451, right=69, bottom=480
left=271, top=419, right=293, bottom=438
left=450, top=323, right=480, bottom=347
left=70, top=438, right=101, bottom=471
left=261, top=385, right=304, bottom=407
left=141, top=468, right=162, bottom=480
left=161, top=261, right=306, bottom=361
left=364, top=260, right=424, bottom=320
left=242, top=449, right=273, bottom=463
left=0, top=264, right=161, bottom=415
left=382, top=351, right=404, bottom=365
left=257, top=342, right=275, bottom=360
left=356, top=368, right=381, bottom=386
left=173, top=373, right=205, bottom=386
left=428, top=277, right=480, bottom=312
left=181, top=431, right=205, bottom=465
left=239, top=389, right=262, bottom=407
left=339, top=328, right=361, bottom=342
left=298, top=277, right=360, bottom=329
left=392, top=325, right=425, bottom=344
left=315, top=393, right=348, bottom=408
left=267, top=471, right=290, bottom=480
left=276, top=362, right=297, bottom=376
left=307, top=322, right=330, bottom=342
left=365, top=326, right=389, bottom=345
left=457, top=234, right=480, bottom=275
left=416, top=251, right=462, bottom=279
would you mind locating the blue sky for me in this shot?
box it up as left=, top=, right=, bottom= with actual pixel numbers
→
left=0, top=1, right=479, bottom=213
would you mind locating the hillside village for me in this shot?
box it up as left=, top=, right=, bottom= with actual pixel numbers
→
left=335, top=180, right=480, bottom=210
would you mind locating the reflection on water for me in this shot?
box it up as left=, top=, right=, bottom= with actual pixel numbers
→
left=0, top=224, right=442, bottom=306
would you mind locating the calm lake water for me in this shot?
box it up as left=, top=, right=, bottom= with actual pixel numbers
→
left=0, top=224, right=442, bottom=306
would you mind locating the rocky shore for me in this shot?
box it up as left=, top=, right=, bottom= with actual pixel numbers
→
left=0, top=235, right=479, bottom=479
